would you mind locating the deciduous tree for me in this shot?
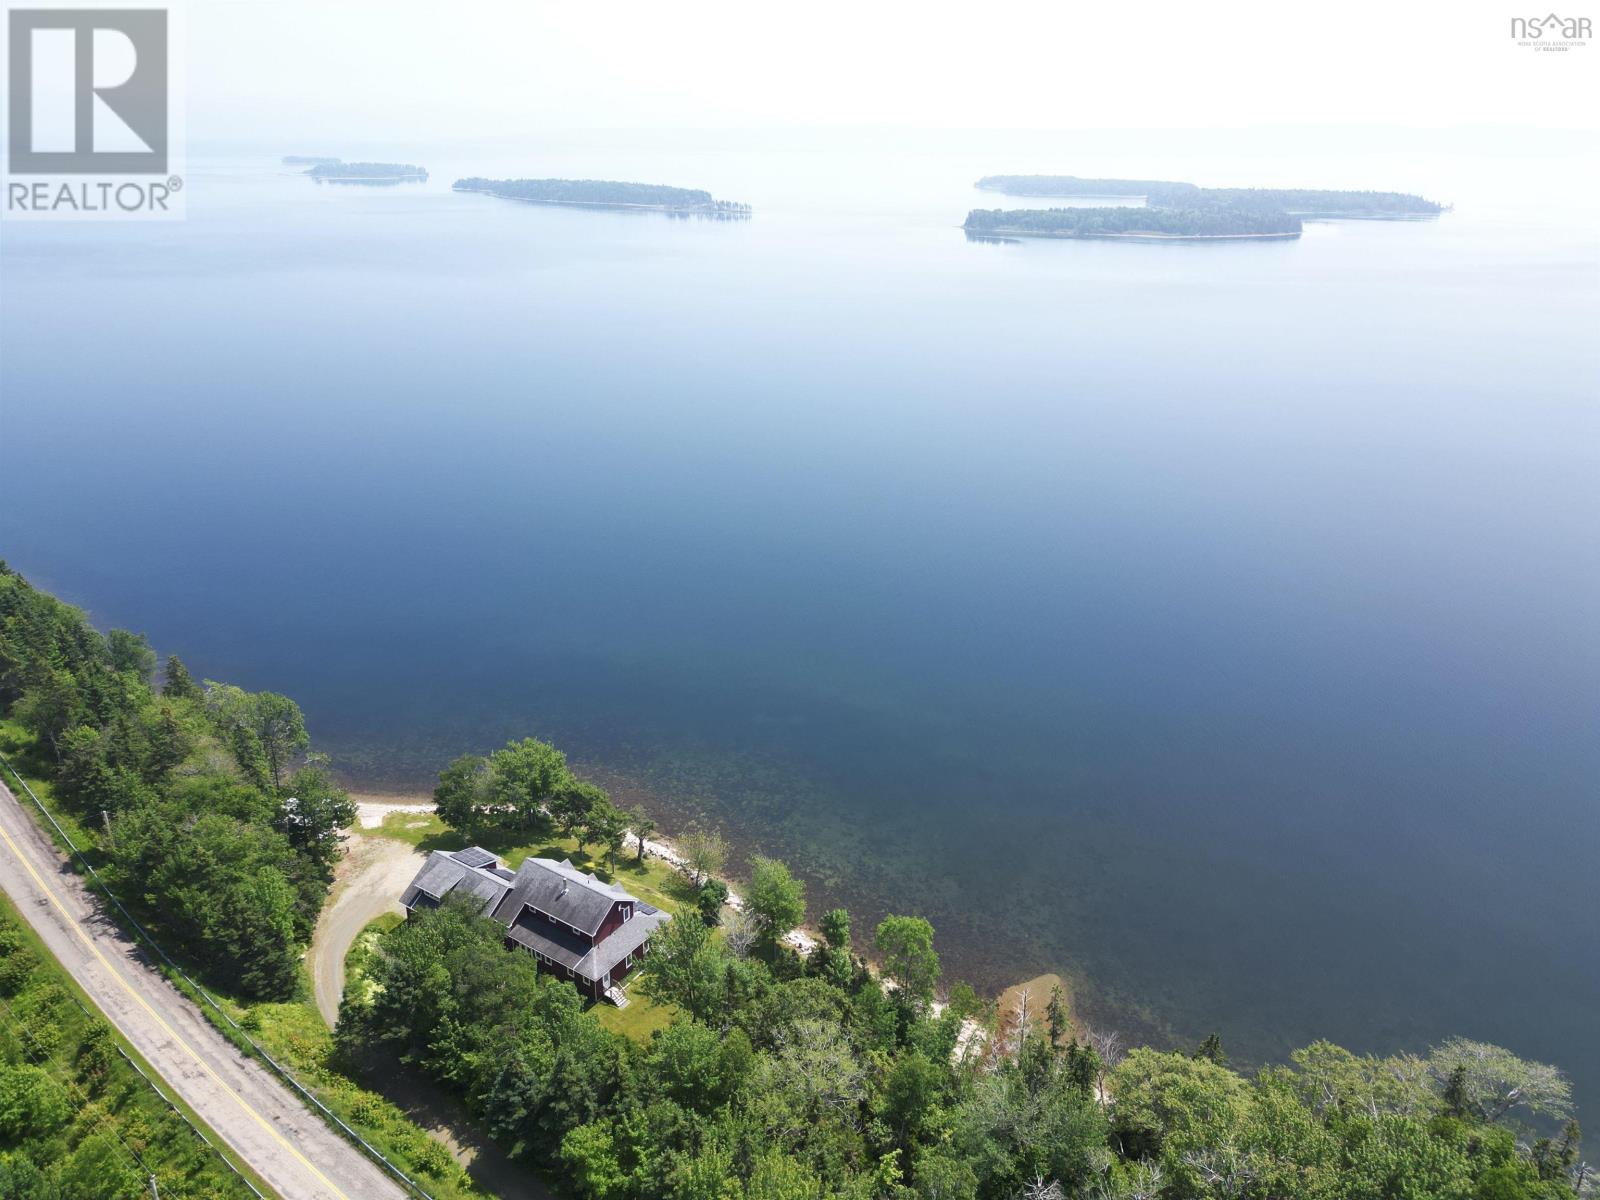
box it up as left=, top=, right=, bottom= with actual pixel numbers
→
left=874, top=915, right=940, bottom=1008
left=747, top=857, right=805, bottom=948
left=680, top=826, right=727, bottom=886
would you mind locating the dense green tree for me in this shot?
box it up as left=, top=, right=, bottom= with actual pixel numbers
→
left=560, top=1121, right=628, bottom=1200
left=641, top=908, right=732, bottom=1025
left=696, top=878, right=730, bottom=925
left=950, top=1052, right=1107, bottom=1197
left=434, top=752, right=497, bottom=830
left=109, top=801, right=306, bottom=997
left=249, top=691, right=309, bottom=791
left=492, top=737, right=575, bottom=826
left=105, top=628, right=156, bottom=683
left=13, top=668, right=87, bottom=759
left=277, top=760, right=357, bottom=878
left=161, top=652, right=201, bottom=701
left=874, top=915, right=940, bottom=1009
left=646, top=1022, right=752, bottom=1114
left=747, top=857, right=805, bottom=949
left=1045, top=985, right=1068, bottom=1048
left=819, top=908, right=851, bottom=951
left=875, top=1049, right=944, bottom=1150
left=204, top=684, right=308, bottom=789
left=582, top=799, right=629, bottom=867
left=1108, top=1048, right=1253, bottom=1163
left=0, top=1065, right=70, bottom=1139
left=1193, top=1032, right=1227, bottom=1065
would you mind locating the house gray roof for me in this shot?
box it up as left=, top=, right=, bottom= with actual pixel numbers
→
left=399, top=848, right=513, bottom=914
left=489, top=857, right=641, bottom=937
left=505, top=904, right=669, bottom=983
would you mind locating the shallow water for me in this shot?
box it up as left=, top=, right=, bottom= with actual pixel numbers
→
left=3, top=128, right=1595, bottom=1100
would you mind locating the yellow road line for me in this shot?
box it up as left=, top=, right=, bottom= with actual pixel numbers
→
left=0, top=815, right=352, bottom=1200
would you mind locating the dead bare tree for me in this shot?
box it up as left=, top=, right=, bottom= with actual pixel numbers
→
left=1181, top=1145, right=1255, bottom=1200
left=1125, top=1160, right=1164, bottom=1200
left=1428, top=1038, right=1573, bottom=1123
left=1573, top=1159, right=1594, bottom=1200
left=1083, top=1024, right=1124, bottom=1099
left=1020, top=1175, right=1064, bottom=1200
left=722, top=909, right=758, bottom=959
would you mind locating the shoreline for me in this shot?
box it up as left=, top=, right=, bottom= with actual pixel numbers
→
left=348, top=789, right=1021, bottom=1044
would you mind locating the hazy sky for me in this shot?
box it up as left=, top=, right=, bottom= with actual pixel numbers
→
left=188, top=0, right=1598, bottom=141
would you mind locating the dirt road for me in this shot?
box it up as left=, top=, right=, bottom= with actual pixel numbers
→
left=310, top=819, right=556, bottom=1200
left=310, top=832, right=424, bottom=1026
left=0, top=779, right=408, bottom=1200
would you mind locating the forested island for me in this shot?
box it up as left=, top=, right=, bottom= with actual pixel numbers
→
left=969, top=174, right=1443, bottom=240
left=0, top=561, right=1592, bottom=1200
left=304, top=159, right=429, bottom=183
left=454, top=176, right=752, bottom=217
left=966, top=205, right=1303, bottom=240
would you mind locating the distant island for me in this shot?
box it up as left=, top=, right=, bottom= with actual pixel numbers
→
left=966, top=206, right=1302, bottom=240
left=303, top=160, right=429, bottom=184
left=454, top=177, right=751, bottom=218
left=967, top=174, right=1443, bottom=241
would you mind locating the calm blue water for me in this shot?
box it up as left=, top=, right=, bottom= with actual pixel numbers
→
left=3, top=130, right=1596, bottom=1100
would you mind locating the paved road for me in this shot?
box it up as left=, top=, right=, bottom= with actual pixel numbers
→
left=0, top=779, right=409, bottom=1200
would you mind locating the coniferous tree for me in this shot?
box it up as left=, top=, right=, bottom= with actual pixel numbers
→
left=1194, top=1032, right=1227, bottom=1065
left=161, top=653, right=201, bottom=701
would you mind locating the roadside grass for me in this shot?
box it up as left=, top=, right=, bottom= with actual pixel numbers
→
left=0, top=892, right=273, bottom=1199
left=200, top=968, right=484, bottom=1199
left=0, top=718, right=100, bottom=858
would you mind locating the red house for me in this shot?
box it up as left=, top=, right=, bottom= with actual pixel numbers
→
left=400, top=847, right=670, bottom=1006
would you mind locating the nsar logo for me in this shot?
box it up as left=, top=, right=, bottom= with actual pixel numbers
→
left=1510, top=12, right=1591, bottom=49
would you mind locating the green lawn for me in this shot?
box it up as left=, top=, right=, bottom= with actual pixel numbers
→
left=372, top=809, right=701, bottom=916
left=595, top=995, right=680, bottom=1041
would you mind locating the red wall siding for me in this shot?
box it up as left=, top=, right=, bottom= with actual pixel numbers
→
left=593, top=901, right=630, bottom=945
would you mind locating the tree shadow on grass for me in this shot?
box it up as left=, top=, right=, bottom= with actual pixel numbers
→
left=413, top=814, right=559, bottom=858
left=344, top=1045, right=558, bottom=1200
